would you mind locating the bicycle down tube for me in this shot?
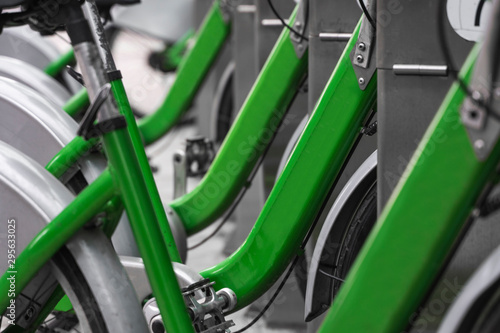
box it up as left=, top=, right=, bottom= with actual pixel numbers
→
left=1, top=17, right=370, bottom=325
left=316, top=42, right=500, bottom=332
left=47, top=4, right=307, bottom=237
left=200, top=20, right=376, bottom=310
left=58, top=0, right=231, bottom=135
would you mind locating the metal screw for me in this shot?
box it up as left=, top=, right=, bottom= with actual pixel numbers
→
left=471, top=90, right=483, bottom=102
left=358, top=43, right=366, bottom=51
left=474, top=139, right=485, bottom=151
left=298, top=44, right=304, bottom=51
left=358, top=77, right=365, bottom=85
left=356, top=54, right=364, bottom=63
left=295, top=21, right=302, bottom=29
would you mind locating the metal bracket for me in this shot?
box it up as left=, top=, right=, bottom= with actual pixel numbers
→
left=173, top=150, right=187, bottom=199
left=173, top=137, right=215, bottom=199
left=460, top=0, right=500, bottom=160
left=219, top=0, right=241, bottom=22
left=350, top=0, right=376, bottom=90
left=290, top=0, right=309, bottom=58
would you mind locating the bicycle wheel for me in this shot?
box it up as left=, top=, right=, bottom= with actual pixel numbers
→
left=332, top=182, right=377, bottom=296
left=305, top=152, right=378, bottom=322
left=17, top=229, right=148, bottom=333
left=38, top=247, right=110, bottom=332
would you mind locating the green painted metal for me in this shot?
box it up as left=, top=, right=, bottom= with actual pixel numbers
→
left=44, top=49, right=75, bottom=77
left=111, top=79, right=182, bottom=263
left=45, top=136, right=98, bottom=178
left=63, top=88, right=90, bottom=117
left=161, top=29, right=194, bottom=72
left=318, top=45, right=491, bottom=333
left=171, top=6, right=307, bottom=235
left=202, top=22, right=376, bottom=311
left=102, top=129, right=194, bottom=332
left=138, top=1, right=231, bottom=144
left=0, top=169, right=114, bottom=311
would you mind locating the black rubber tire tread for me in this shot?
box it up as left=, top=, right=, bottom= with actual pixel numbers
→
left=333, top=183, right=378, bottom=296
left=44, top=246, right=109, bottom=333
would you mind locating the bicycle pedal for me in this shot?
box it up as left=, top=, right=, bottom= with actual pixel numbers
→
left=143, top=280, right=236, bottom=333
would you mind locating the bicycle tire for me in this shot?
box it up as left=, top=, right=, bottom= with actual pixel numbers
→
left=42, top=246, right=109, bottom=333
left=332, top=182, right=377, bottom=297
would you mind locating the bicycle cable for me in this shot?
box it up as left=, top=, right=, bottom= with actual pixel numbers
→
left=232, top=107, right=374, bottom=332
left=188, top=75, right=308, bottom=250
left=267, top=0, right=308, bottom=41
left=358, top=0, right=376, bottom=29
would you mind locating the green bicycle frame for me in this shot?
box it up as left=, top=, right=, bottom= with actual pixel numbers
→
left=0, top=18, right=371, bottom=327
left=200, top=20, right=376, bottom=310
left=58, top=1, right=231, bottom=138
left=170, top=6, right=308, bottom=235
left=317, top=44, right=498, bottom=332
left=50, top=4, right=308, bottom=237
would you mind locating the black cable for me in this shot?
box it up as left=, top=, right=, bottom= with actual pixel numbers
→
left=231, top=106, right=374, bottom=333
left=437, top=0, right=497, bottom=119
left=233, top=255, right=300, bottom=333
left=475, top=0, right=487, bottom=26
left=267, top=0, right=308, bottom=41
left=358, top=0, right=376, bottom=29
left=319, top=269, right=345, bottom=283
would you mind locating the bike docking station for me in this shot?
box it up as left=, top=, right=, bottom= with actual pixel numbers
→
left=0, top=0, right=500, bottom=332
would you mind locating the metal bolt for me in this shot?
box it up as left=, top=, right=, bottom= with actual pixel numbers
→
left=356, top=54, right=364, bottom=63
left=471, top=90, right=483, bottom=102
left=298, top=44, right=304, bottom=51
left=474, top=139, right=485, bottom=151
left=358, top=77, right=365, bottom=85
left=358, top=42, right=366, bottom=51
left=295, top=21, right=302, bottom=29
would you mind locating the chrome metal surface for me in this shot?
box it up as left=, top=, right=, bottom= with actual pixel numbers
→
left=393, top=64, right=448, bottom=76
left=173, top=150, right=187, bottom=199
left=165, top=208, right=188, bottom=262
left=318, top=33, right=352, bottom=41
left=392, top=64, right=448, bottom=76
left=261, top=19, right=289, bottom=27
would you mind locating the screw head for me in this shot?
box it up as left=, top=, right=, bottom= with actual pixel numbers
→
left=295, top=21, right=302, bottom=28
left=471, top=90, right=483, bottom=102
left=356, top=54, right=364, bottom=63
left=358, top=77, right=365, bottom=85
left=358, top=43, right=366, bottom=51
left=474, top=139, right=485, bottom=151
